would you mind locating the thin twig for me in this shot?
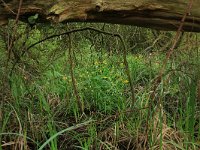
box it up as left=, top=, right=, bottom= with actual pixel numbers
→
left=68, top=34, right=84, bottom=113
left=0, top=0, right=16, bottom=14
left=6, top=0, right=23, bottom=66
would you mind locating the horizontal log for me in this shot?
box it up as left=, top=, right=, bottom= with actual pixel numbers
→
left=0, top=0, right=200, bottom=32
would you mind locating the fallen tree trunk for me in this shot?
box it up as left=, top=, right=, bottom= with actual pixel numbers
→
left=0, top=0, right=200, bottom=32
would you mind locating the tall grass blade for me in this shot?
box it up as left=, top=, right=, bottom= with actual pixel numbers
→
left=38, top=120, right=93, bottom=150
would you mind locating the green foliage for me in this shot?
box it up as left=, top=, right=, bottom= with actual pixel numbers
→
left=0, top=23, right=200, bottom=149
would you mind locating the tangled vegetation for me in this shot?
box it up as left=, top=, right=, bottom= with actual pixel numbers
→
left=0, top=22, right=200, bottom=150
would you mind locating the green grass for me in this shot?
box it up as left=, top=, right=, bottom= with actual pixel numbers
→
left=0, top=24, right=200, bottom=149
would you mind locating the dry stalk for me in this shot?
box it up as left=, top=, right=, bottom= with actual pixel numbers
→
left=68, top=34, right=84, bottom=114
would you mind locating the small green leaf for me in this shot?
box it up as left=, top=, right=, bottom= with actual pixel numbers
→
left=28, top=13, right=39, bottom=24
left=33, top=13, right=39, bottom=19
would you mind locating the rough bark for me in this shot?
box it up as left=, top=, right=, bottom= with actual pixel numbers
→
left=0, top=0, right=200, bottom=32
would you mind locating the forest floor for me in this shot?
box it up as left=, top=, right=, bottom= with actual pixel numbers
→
left=0, top=24, right=200, bottom=150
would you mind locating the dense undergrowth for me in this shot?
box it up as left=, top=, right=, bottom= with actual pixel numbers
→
left=0, top=22, right=200, bottom=150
